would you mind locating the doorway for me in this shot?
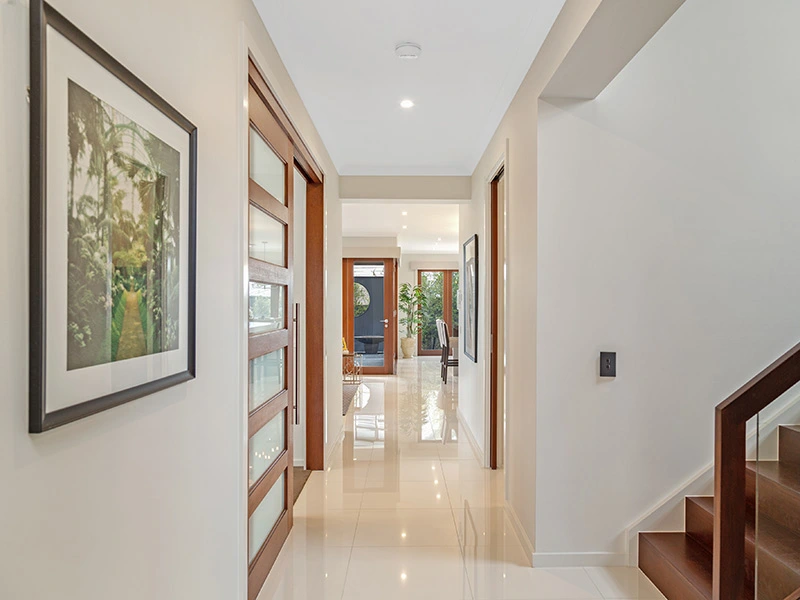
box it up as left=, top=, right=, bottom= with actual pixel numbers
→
left=417, top=269, right=459, bottom=356
left=343, top=258, right=397, bottom=375
left=490, top=168, right=505, bottom=470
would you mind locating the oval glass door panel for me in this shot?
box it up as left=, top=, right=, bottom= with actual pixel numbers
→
left=249, top=410, right=286, bottom=487
left=250, top=126, right=285, bottom=202
left=249, top=204, right=286, bottom=266
left=249, top=472, right=285, bottom=563
left=249, top=349, right=285, bottom=412
left=249, top=281, right=285, bottom=335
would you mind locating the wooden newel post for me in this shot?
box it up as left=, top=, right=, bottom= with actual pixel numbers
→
left=713, top=408, right=746, bottom=600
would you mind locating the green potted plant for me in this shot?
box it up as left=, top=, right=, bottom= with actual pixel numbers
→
left=399, top=282, right=426, bottom=359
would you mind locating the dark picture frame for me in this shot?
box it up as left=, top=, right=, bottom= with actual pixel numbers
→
left=29, top=0, right=197, bottom=433
left=463, top=234, right=478, bottom=363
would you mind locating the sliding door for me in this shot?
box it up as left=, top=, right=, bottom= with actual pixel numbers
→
left=247, top=66, right=294, bottom=599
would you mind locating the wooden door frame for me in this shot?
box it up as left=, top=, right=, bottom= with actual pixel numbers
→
left=343, top=258, right=397, bottom=375
left=489, top=168, right=504, bottom=470
left=417, top=269, right=458, bottom=356
left=246, top=56, right=326, bottom=599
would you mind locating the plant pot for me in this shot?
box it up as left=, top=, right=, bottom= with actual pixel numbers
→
left=400, top=337, right=416, bottom=359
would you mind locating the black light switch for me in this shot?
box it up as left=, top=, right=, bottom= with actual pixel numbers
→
left=600, top=352, right=616, bottom=377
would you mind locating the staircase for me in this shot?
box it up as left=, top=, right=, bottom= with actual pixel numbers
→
left=640, top=425, right=800, bottom=600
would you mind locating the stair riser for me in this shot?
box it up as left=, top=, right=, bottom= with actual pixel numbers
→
left=685, top=500, right=756, bottom=590
left=685, top=498, right=713, bottom=553
left=746, top=468, right=800, bottom=534
left=780, top=427, right=800, bottom=468
left=639, top=535, right=708, bottom=600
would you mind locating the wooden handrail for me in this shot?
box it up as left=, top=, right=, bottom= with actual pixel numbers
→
left=713, top=341, right=800, bottom=600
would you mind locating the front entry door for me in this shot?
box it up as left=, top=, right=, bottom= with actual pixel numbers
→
left=343, top=259, right=396, bottom=375
left=247, top=65, right=294, bottom=598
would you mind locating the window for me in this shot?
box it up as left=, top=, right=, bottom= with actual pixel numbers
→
left=418, top=270, right=459, bottom=354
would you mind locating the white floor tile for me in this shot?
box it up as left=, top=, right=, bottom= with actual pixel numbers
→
left=442, top=460, right=504, bottom=483
left=584, top=567, right=665, bottom=599
left=291, top=510, right=360, bottom=547
left=257, top=536, right=351, bottom=600
left=466, top=543, right=601, bottom=600
left=354, top=509, right=460, bottom=547
left=448, top=478, right=506, bottom=511
left=293, top=477, right=364, bottom=513
left=366, top=458, right=444, bottom=483
left=342, top=546, right=472, bottom=600
left=454, top=507, right=519, bottom=549
left=360, top=480, right=451, bottom=509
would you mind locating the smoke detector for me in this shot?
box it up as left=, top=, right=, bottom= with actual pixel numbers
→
left=395, top=42, right=422, bottom=60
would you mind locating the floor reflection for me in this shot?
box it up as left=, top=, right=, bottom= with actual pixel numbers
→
left=258, top=357, right=664, bottom=600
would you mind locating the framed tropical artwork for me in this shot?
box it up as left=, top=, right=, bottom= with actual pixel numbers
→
left=29, top=1, right=197, bottom=432
left=463, top=234, right=478, bottom=363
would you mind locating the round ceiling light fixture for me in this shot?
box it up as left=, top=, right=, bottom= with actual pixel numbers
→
left=400, top=99, right=415, bottom=109
left=395, top=42, right=422, bottom=60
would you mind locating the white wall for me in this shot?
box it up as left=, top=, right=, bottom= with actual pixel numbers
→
left=0, top=1, right=340, bottom=598
left=536, top=0, right=800, bottom=564
left=457, top=201, right=488, bottom=462
left=464, top=0, right=599, bottom=557
left=340, top=176, right=472, bottom=202
left=342, top=236, right=401, bottom=260
left=325, top=196, right=344, bottom=463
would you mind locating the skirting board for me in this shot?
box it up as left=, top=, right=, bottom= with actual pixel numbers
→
left=457, top=408, right=485, bottom=466
left=505, top=500, right=535, bottom=567
left=324, top=425, right=345, bottom=469
left=623, top=389, right=800, bottom=566
left=532, top=551, right=628, bottom=568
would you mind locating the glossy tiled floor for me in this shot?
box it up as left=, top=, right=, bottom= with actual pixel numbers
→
left=258, top=357, right=664, bottom=600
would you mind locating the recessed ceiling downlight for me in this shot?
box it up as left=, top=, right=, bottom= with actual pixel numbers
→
left=400, top=99, right=415, bottom=109
left=395, top=42, right=422, bottom=60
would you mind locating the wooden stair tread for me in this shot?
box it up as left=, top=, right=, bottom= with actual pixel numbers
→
left=687, top=496, right=800, bottom=572
left=747, top=460, right=800, bottom=495
left=640, top=532, right=713, bottom=600
left=640, top=531, right=757, bottom=600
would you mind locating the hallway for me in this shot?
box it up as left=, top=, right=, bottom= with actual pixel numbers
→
left=258, top=358, right=665, bottom=600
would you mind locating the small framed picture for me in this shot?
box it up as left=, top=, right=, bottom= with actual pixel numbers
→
left=463, top=234, right=478, bottom=363
left=29, top=1, right=197, bottom=432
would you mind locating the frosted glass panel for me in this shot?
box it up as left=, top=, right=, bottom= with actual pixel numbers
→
left=250, top=126, right=285, bottom=202
left=249, top=349, right=285, bottom=412
left=249, top=472, right=285, bottom=562
left=249, top=410, right=285, bottom=487
left=249, top=205, right=285, bottom=266
left=249, top=282, right=285, bottom=334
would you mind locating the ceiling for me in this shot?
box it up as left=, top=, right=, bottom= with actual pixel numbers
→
left=254, top=0, right=565, bottom=176
left=342, top=203, right=459, bottom=254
